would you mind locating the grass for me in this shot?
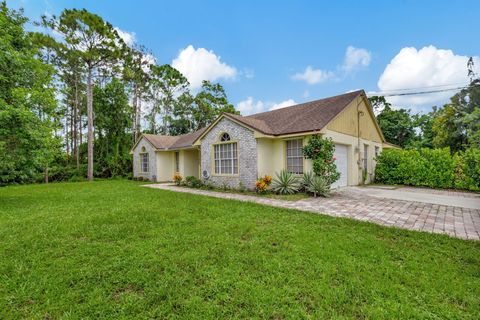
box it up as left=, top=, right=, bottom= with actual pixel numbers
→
left=0, top=180, right=479, bottom=319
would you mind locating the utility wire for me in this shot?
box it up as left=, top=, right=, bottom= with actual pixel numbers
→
left=367, top=83, right=478, bottom=97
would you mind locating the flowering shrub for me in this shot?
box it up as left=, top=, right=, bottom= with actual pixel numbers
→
left=173, top=174, right=183, bottom=186
left=302, top=135, right=340, bottom=186
left=255, top=179, right=268, bottom=193
left=262, top=175, right=272, bottom=185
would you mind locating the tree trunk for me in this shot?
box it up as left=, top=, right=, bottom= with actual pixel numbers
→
left=74, top=75, right=79, bottom=169
left=136, top=93, right=141, bottom=138
left=132, top=83, right=138, bottom=143
left=44, top=167, right=49, bottom=184
left=87, top=67, right=94, bottom=181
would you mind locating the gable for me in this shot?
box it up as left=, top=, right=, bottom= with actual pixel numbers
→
left=326, top=95, right=384, bottom=143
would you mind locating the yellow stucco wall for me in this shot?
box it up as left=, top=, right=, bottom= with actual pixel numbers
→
left=156, top=151, right=174, bottom=182
left=326, top=96, right=383, bottom=143
left=181, top=149, right=200, bottom=178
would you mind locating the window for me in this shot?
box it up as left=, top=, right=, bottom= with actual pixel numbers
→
left=214, top=142, right=238, bottom=174
left=175, top=152, right=180, bottom=172
left=286, top=139, right=303, bottom=174
left=140, top=153, right=149, bottom=173
left=363, top=144, right=368, bottom=171
left=220, top=133, right=231, bottom=142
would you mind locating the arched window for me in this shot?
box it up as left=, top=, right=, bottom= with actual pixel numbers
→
left=220, top=132, right=231, bottom=142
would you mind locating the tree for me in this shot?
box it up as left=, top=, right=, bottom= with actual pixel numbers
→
left=191, top=80, right=238, bottom=130
left=432, top=80, right=480, bottom=151
left=0, top=3, right=60, bottom=184
left=43, top=9, right=126, bottom=181
left=148, top=64, right=189, bottom=134
left=93, top=78, right=132, bottom=176
left=369, top=95, right=391, bottom=114
left=376, top=104, right=416, bottom=148
left=302, top=135, right=340, bottom=186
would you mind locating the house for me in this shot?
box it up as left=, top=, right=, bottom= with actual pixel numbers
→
left=131, top=90, right=386, bottom=188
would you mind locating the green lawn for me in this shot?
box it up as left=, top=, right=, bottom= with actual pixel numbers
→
left=0, top=180, right=479, bottom=319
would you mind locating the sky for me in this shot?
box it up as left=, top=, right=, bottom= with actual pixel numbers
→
left=8, top=0, right=480, bottom=114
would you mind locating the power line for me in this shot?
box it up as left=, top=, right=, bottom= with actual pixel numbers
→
left=371, top=82, right=469, bottom=93
left=367, top=84, right=478, bottom=97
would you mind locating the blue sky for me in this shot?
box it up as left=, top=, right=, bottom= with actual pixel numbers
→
left=9, top=0, right=480, bottom=114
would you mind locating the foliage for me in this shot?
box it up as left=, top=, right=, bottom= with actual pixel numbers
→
left=0, top=3, right=60, bottom=185
left=376, top=105, right=416, bottom=148
left=173, top=174, right=183, bottom=186
left=374, top=148, right=479, bottom=190
left=185, top=175, right=203, bottom=188
left=255, top=175, right=272, bottom=193
left=271, top=170, right=300, bottom=194
left=306, top=175, right=331, bottom=198
left=302, top=135, right=340, bottom=186
left=93, top=78, right=133, bottom=177
left=453, top=148, right=480, bottom=191
left=301, top=171, right=315, bottom=190
left=1, top=181, right=479, bottom=318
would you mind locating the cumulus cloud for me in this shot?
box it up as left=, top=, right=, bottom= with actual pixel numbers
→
left=292, top=66, right=334, bottom=84
left=172, top=45, right=237, bottom=89
left=236, top=98, right=297, bottom=115
left=236, top=97, right=265, bottom=115
left=378, top=46, right=479, bottom=106
left=114, top=27, right=136, bottom=46
left=292, top=46, right=371, bottom=84
left=342, top=46, right=371, bottom=72
left=269, top=99, right=297, bottom=111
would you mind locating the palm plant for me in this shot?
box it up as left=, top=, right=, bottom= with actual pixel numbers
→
left=307, top=175, right=330, bottom=197
left=271, top=170, right=300, bottom=194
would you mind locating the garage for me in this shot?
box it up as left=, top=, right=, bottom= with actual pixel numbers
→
left=332, top=144, right=348, bottom=188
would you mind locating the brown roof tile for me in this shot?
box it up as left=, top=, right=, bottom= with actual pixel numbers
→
left=143, top=127, right=207, bottom=150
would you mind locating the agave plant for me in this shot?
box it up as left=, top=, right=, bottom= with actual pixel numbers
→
left=307, top=175, right=330, bottom=198
left=271, top=170, right=300, bottom=194
left=302, top=171, right=315, bottom=190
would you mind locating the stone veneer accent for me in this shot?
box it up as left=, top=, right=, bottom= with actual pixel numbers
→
left=132, top=138, right=157, bottom=181
left=201, top=117, right=258, bottom=189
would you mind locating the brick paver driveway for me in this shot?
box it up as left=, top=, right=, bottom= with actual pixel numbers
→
left=145, top=184, right=480, bottom=240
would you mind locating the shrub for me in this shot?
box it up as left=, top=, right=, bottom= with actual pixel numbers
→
left=255, top=179, right=268, bottom=193
left=262, top=175, right=272, bottom=186
left=173, top=174, right=183, bottom=186
left=238, top=181, right=247, bottom=193
left=271, top=170, right=300, bottom=194
left=454, top=148, right=480, bottom=191
left=375, top=147, right=480, bottom=191
left=302, top=135, right=340, bottom=186
left=306, top=175, right=330, bottom=197
left=185, top=176, right=203, bottom=188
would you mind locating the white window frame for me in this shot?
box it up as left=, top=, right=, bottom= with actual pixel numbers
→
left=286, top=139, right=303, bottom=174
left=140, top=153, right=149, bottom=173
left=214, top=142, right=238, bottom=175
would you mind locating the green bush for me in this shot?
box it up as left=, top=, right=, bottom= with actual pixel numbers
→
left=306, top=175, right=330, bottom=197
left=375, top=147, right=479, bottom=191
left=185, top=176, right=203, bottom=188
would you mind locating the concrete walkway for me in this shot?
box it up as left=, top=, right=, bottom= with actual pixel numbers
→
left=144, top=184, right=480, bottom=241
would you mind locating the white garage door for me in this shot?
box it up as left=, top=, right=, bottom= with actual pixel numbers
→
left=332, top=144, right=348, bottom=188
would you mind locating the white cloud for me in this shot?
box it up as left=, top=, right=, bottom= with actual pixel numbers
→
left=342, top=46, right=371, bottom=72
left=242, top=68, right=255, bottom=79
left=236, top=98, right=297, bottom=115
left=236, top=97, right=265, bottom=115
left=269, top=99, right=297, bottom=111
left=292, top=66, right=334, bottom=84
left=378, top=46, right=479, bottom=106
left=171, top=45, right=237, bottom=89
left=114, top=27, right=136, bottom=46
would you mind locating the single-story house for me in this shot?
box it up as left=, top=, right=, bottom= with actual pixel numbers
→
left=131, top=90, right=386, bottom=188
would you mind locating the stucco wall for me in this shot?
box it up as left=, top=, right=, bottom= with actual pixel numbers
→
left=132, top=138, right=157, bottom=181
left=181, top=149, right=200, bottom=178
left=156, top=151, right=174, bottom=182
left=201, top=117, right=257, bottom=189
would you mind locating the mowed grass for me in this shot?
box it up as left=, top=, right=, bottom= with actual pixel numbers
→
left=0, top=181, right=479, bottom=319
